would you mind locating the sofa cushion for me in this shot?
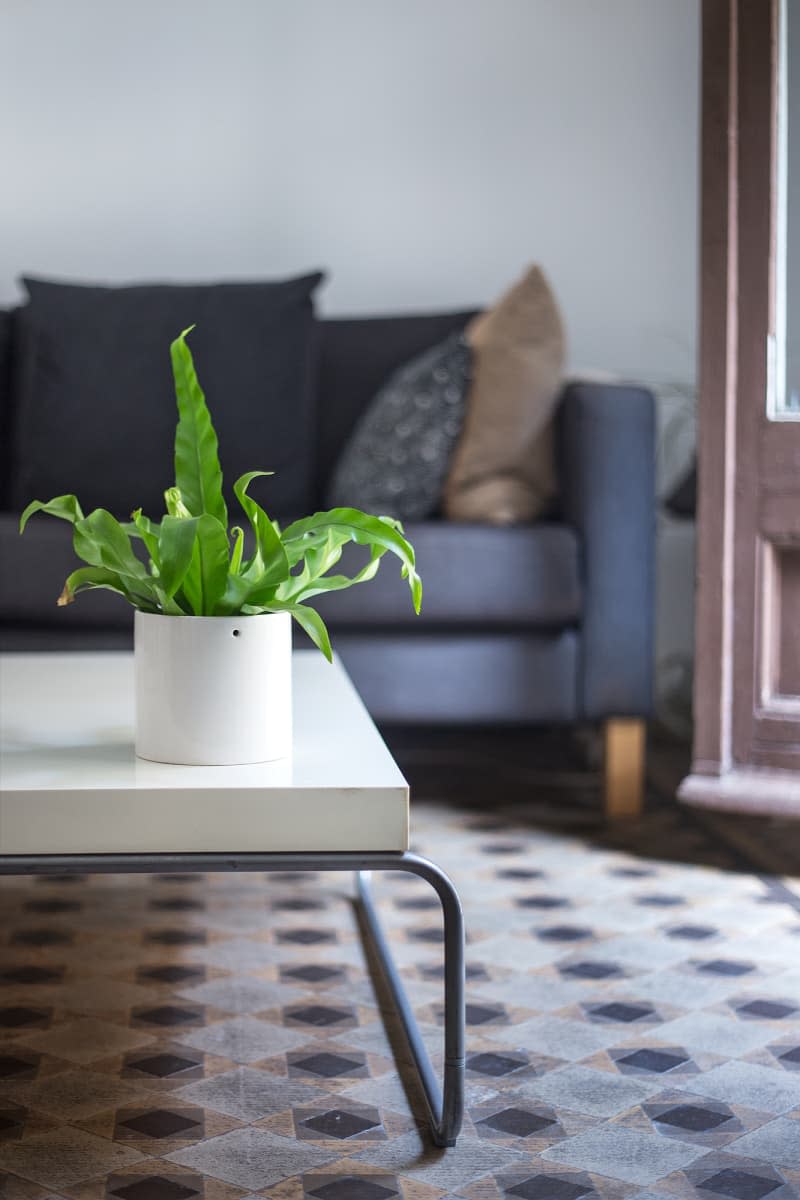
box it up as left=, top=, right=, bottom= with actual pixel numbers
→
left=9, top=273, right=324, bottom=521
left=1, top=513, right=582, bottom=633
left=326, top=333, right=471, bottom=520
left=313, top=521, right=582, bottom=629
left=444, top=266, right=565, bottom=524
left=315, top=310, right=475, bottom=502
left=0, top=512, right=133, bottom=630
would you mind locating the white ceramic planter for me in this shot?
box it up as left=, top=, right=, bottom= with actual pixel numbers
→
left=134, top=611, right=292, bottom=765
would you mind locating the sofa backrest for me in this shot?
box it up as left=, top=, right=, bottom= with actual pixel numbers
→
left=313, top=310, right=475, bottom=502
left=0, top=309, right=17, bottom=509
left=0, top=303, right=475, bottom=511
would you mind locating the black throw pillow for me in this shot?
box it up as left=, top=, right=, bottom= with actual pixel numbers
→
left=10, top=273, right=324, bottom=521
left=326, top=332, right=471, bottom=521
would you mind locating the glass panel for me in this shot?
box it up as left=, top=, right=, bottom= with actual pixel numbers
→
left=777, top=0, right=800, bottom=417
left=776, top=545, right=800, bottom=697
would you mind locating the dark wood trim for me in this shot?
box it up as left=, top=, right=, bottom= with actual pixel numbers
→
left=731, top=0, right=777, bottom=765
left=691, top=0, right=738, bottom=776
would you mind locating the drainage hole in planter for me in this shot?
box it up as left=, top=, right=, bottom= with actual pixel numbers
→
left=232, top=629, right=241, bottom=637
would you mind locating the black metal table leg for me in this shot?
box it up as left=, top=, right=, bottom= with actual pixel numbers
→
left=355, top=856, right=465, bottom=1146
left=0, top=849, right=466, bottom=1146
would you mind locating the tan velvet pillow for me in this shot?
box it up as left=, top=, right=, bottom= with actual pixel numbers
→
left=443, top=265, right=566, bottom=524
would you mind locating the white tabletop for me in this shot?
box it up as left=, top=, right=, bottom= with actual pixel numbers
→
left=0, top=652, right=409, bottom=855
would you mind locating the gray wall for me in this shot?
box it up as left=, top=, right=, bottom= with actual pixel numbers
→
left=0, top=0, right=699, bottom=380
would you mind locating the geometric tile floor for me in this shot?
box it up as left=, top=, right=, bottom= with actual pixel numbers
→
left=0, top=729, right=799, bottom=1198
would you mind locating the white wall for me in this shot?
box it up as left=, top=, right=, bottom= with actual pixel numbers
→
left=0, top=0, right=699, bottom=382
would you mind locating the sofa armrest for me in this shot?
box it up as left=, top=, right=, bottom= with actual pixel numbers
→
left=558, top=382, right=656, bottom=719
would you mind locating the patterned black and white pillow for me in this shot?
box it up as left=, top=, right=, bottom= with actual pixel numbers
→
left=326, top=332, right=471, bottom=521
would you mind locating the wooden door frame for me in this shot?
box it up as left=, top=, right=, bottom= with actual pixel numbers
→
left=680, top=0, right=800, bottom=810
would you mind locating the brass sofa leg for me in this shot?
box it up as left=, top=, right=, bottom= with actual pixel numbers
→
left=604, top=719, right=646, bottom=819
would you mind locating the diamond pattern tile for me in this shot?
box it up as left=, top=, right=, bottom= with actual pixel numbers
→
left=302, top=1108, right=380, bottom=1139
left=617, top=1048, right=690, bottom=1073
left=291, top=1050, right=366, bottom=1078
left=697, top=960, right=756, bottom=977
left=126, top=1050, right=201, bottom=1078
left=133, top=1004, right=203, bottom=1027
left=0, top=1107, right=26, bottom=1139
left=0, top=1052, right=39, bottom=1079
left=536, top=925, right=594, bottom=942
left=285, top=1004, right=355, bottom=1027
left=0, top=1006, right=50, bottom=1028
left=497, top=868, right=546, bottom=880
left=636, top=893, right=685, bottom=907
left=282, top=963, right=345, bottom=984
left=307, top=1178, right=399, bottom=1200
left=145, top=928, right=206, bottom=946
left=24, top=897, right=81, bottom=913
left=276, top=928, right=337, bottom=945
left=655, top=1103, right=734, bottom=1132
left=108, top=1175, right=203, bottom=1200
left=589, top=1001, right=655, bottom=1023
left=10, top=926, right=72, bottom=945
left=0, top=964, right=63, bottom=985
left=697, top=1168, right=781, bottom=1199
left=478, top=1107, right=556, bottom=1137
left=464, top=1002, right=506, bottom=1025
left=138, top=965, right=206, bottom=985
left=558, top=960, right=623, bottom=980
left=150, top=897, right=205, bottom=911
left=272, top=896, right=325, bottom=911
left=737, top=999, right=797, bottom=1020
left=506, top=1177, right=593, bottom=1200
left=466, top=1050, right=529, bottom=1077
left=118, top=1109, right=203, bottom=1139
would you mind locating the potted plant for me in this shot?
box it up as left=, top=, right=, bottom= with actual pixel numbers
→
left=20, top=327, right=421, bottom=766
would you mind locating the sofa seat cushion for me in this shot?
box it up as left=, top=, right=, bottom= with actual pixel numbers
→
left=0, top=514, right=582, bottom=633
left=314, top=521, right=582, bottom=629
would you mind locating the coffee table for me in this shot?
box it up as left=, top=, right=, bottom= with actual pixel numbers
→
left=0, top=651, right=465, bottom=1146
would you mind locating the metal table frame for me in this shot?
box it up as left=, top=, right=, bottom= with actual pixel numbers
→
left=0, top=849, right=466, bottom=1147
